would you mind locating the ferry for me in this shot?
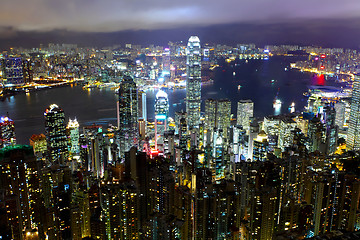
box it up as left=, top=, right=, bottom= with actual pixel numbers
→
left=273, top=99, right=282, bottom=109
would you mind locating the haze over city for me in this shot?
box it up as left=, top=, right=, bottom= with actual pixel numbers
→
left=1, top=0, right=360, bottom=49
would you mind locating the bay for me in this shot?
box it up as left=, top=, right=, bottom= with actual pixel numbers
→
left=0, top=56, right=327, bottom=144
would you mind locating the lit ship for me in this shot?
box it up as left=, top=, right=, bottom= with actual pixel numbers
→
left=273, top=99, right=282, bottom=109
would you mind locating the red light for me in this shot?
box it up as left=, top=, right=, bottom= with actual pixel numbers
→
left=320, top=66, right=325, bottom=70
left=320, top=55, right=326, bottom=58
left=150, top=149, right=159, bottom=156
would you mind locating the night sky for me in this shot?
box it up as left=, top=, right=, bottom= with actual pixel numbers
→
left=1, top=0, right=360, bottom=48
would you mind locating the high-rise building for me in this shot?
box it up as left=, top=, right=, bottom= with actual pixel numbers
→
left=118, top=76, right=139, bottom=158
left=1, top=57, right=24, bottom=86
left=67, top=118, right=80, bottom=157
left=216, top=99, right=232, bottom=140
left=347, top=75, right=360, bottom=150
left=237, top=100, right=254, bottom=134
left=29, top=134, right=47, bottom=159
left=44, top=104, right=68, bottom=162
left=253, top=131, right=269, bottom=161
left=162, top=48, right=171, bottom=76
left=204, top=99, right=231, bottom=142
left=138, top=90, right=147, bottom=122
left=154, top=90, right=169, bottom=151
left=278, top=118, right=296, bottom=151
left=204, top=99, right=217, bottom=133
left=0, top=145, right=42, bottom=240
left=0, top=116, right=16, bottom=148
left=186, top=36, right=201, bottom=129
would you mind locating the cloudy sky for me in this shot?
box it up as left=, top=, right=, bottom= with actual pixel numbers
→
left=1, top=0, right=360, bottom=32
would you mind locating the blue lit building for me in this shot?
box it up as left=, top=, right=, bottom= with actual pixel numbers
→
left=1, top=57, right=24, bottom=86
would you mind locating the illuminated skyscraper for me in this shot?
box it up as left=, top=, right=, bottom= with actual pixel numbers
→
left=67, top=118, right=80, bottom=157
left=186, top=36, right=201, bottom=129
left=0, top=116, right=16, bottom=148
left=204, top=99, right=231, bottom=142
left=216, top=99, right=231, bottom=140
left=347, top=75, right=360, bottom=150
left=162, top=48, right=171, bottom=76
left=204, top=99, right=217, bottom=133
left=154, top=90, right=169, bottom=150
left=118, top=76, right=138, bottom=158
left=237, top=100, right=254, bottom=134
left=1, top=57, right=24, bottom=86
left=44, top=104, right=68, bottom=162
left=0, top=145, right=42, bottom=240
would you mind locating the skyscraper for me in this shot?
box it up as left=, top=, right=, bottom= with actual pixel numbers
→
left=186, top=36, right=201, bottom=129
left=44, top=104, right=68, bottom=162
left=154, top=90, right=169, bottom=151
left=237, top=100, right=254, bottom=134
left=0, top=116, right=16, bottom=148
left=118, top=76, right=138, bottom=158
left=347, top=75, right=360, bottom=150
left=204, top=99, right=217, bottom=133
left=162, top=48, right=171, bottom=76
left=1, top=57, right=24, bottom=86
left=67, top=118, right=80, bottom=157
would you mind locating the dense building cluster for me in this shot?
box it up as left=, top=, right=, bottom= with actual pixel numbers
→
left=2, top=37, right=360, bottom=240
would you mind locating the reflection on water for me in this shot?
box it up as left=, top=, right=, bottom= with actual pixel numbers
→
left=0, top=56, right=320, bottom=144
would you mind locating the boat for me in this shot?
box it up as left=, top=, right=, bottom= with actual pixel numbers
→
left=273, top=88, right=282, bottom=109
left=289, top=102, right=295, bottom=113
left=273, top=99, right=282, bottom=109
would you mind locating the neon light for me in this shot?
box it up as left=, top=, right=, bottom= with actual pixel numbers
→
left=155, top=115, right=166, bottom=120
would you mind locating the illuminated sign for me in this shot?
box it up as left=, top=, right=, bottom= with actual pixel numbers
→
left=155, top=115, right=166, bottom=120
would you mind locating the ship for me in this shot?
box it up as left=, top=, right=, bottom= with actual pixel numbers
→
left=273, top=99, right=282, bottom=109
left=273, top=88, right=282, bottom=109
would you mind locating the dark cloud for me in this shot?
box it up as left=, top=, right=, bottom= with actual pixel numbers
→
left=0, top=0, right=360, bottom=32
left=1, top=19, right=360, bottom=50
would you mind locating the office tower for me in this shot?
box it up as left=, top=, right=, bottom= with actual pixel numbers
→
left=22, top=59, right=33, bottom=84
left=1, top=57, right=24, bottom=86
left=237, top=100, right=254, bottom=134
left=335, top=101, right=346, bottom=129
left=138, top=90, right=147, bottom=121
left=253, top=131, right=269, bottom=161
left=175, top=111, right=187, bottom=135
left=154, top=90, right=169, bottom=150
left=44, top=104, right=68, bottom=162
left=278, top=117, right=296, bottom=151
left=307, top=117, right=324, bottom=153
left=162, top=48, right=171, bottom=75
left=67, top=118, right=80, bottom=157
left=138, top=90, right=147, bottom=139
left=204, top=99, right=231, bottom=142
left=347, top=75, right=360, bottom=150
left=323, top=105, right=338, bottom=154
left=118, top=76, right=138, bottom=158
left=29, top=134, right=47, bottom=159
left=0, top=145, right=42, bottom=240
left=0, top=116, right=16, bottom=148
left=248, top=120, right=259, bottom=161
left=204, top=99, right=217, bottom=133
left=186, top=36, right=201, bottom=129
left=216, top=99, right=231, bottom=140
left=263, top=115, right=281, bottom=151
left=41, top=164, right=72, bottom=239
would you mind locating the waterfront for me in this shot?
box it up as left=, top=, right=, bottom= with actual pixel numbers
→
left=0, top=56, right=342, bottom=144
